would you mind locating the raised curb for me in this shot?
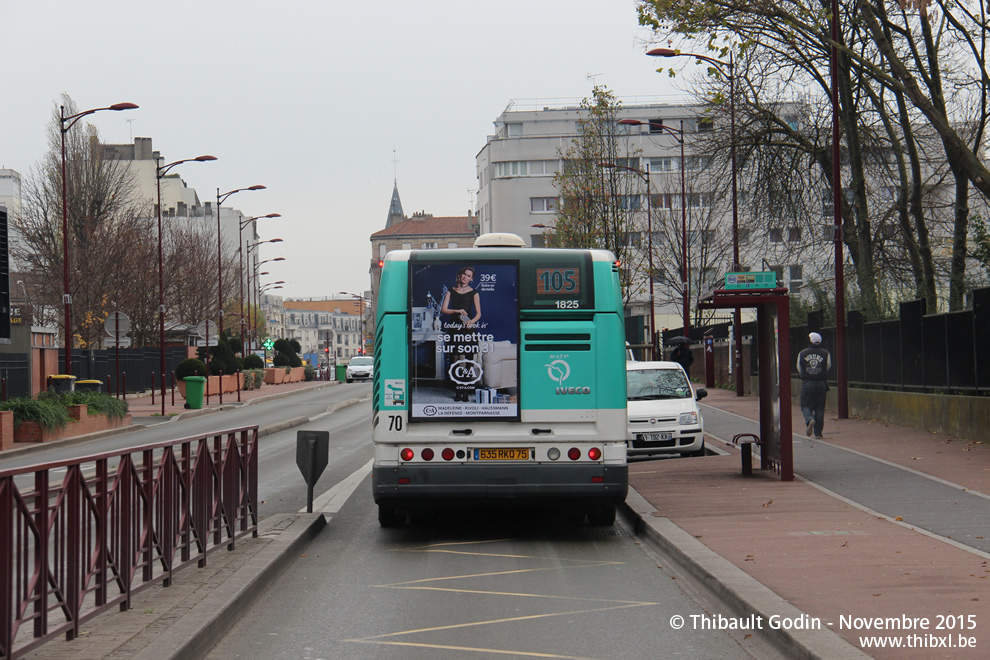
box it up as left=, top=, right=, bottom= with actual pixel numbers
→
left=131, top=512, right=328, bottom=660
left=622, top=487, right=869, bottom=660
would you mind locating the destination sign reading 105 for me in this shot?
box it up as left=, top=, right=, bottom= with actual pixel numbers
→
left=536, top=267, right=580, bottom=295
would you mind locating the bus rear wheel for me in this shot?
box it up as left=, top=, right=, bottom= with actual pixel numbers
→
left=378, top=505, right=406, bottom=527
left=587, top=503, right=616, bottom=526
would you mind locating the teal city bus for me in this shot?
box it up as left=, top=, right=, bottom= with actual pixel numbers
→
left=371, top=233, right=628, bottom=526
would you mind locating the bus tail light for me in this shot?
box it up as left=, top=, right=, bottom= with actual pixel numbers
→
left=587, top=447, right=602, bottom=460
left=442, top=448, right=455, bottom=461
left=400, top=448, right=415, bottom=461
left=421, top=448, right=435, bottom=461
left=568, top=447, right=581, bottom=461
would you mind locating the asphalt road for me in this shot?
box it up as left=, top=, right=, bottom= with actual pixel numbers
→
left=205, top=399, right=758, bottom=660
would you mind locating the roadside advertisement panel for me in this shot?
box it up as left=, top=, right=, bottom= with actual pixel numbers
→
left=408, top=261, right=519, bottom=421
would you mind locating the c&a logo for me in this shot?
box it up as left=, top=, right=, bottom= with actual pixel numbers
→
left=449, top=359, right=482, bottom=385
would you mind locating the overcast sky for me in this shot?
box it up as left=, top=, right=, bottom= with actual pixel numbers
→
left=1, top=0, right=688, bottom=300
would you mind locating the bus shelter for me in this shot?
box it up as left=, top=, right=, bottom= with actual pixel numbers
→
left=698, top=285, right=793, bottom=481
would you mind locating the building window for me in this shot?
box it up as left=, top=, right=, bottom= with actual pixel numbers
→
left=530, top=197, right=558, bottom=213
left=769, top=228, right=783, bottom=243
left=697, top=117, right=714, bottom=132
left=421, top=242, right=438, bottom=249
left=738, top=228, right=751, bottom=244
left=378, top=243, right=386, bottom=259
left=447, top=242, right=458, bottom=248
left=648, top=157, right=678, bottom=173
left=648, top=119, right=666, bottom=133
left=615, top=157, right=640, bottom=170
left=531, top=234, right=546, bottom=248
left=401, top=243, right=411, bottom=250
left=687, top=230, right=715, bottom=246
left=494, top=160, right=558, bottom=178
left=686, top=155, right=710, bottom=172
left=687, top=192, right=710, bottom=209
left=505, top=122, right=522, bottom=137
left=617, top=195, right=642, bottom=211
left=788, top=226, right=802, bottom=242
left=652, top=193, right=677, bottom=209
left=789, top=264, right=804, bottom=288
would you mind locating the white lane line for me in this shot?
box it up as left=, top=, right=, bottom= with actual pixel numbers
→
left=300, top=458, right=373, bottom=514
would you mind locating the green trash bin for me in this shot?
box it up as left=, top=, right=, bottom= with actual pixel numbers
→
left=76, top=379, right=103, bottom=393
left=183, top=376, right=207, bottom=410
left=49, top=374, right=77, bottom=393
left=335, top=364, right=347, bottom=382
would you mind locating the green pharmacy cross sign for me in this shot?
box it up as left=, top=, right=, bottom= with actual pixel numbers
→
left=724, top=272, right=778, bottom=290
left=263, top=338, right=275, bottom=351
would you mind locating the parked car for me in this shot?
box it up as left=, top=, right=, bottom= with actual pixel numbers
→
left=345, top=356, right=374, bottom=383
left=626, top=361, right=707, bottom=458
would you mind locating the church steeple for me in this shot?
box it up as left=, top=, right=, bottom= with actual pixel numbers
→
left=385, top=179, right=404, bottom=228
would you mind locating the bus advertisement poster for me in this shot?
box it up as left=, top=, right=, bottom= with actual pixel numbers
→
left=408, top=261, right=519, bottom=421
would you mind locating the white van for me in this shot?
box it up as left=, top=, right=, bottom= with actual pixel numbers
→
left=626, top=361, right=707, bottom=458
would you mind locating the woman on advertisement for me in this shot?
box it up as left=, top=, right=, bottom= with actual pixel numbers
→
left=441, top=265, right=482, bottom=401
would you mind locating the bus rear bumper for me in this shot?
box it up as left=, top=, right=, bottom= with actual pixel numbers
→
left=373, top=464, right=628, bottom=509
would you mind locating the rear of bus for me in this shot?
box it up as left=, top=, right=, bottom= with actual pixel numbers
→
left=371, top=234, right=628, bottom=526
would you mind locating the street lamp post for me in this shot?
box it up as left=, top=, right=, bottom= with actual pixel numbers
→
left=249, top=257, right=284, bottom=351
left=256, top=281, right=284, bottom=349
left=59, top=101, right=138, bottom=375
left=614, top=118, right=690, bottom=345
left=239, top=214, right=281, bottom=352
left=339, top=292, right=372, bottom=355
left=597, top=162, right=656, bottom=358
left=647, top=47, right=743, bottom=395
left=156, top=154, right=216, bottom=414
left=216, top=185, right=266, bottom=339
left=246, top=251, right=284, bottom=351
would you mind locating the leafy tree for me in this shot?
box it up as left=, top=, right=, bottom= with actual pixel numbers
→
left=550, top=86, right=643, bottom=301
left=637, top=0, right=990, bottom=313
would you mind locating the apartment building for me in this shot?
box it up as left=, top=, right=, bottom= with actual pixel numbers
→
left=475, top=99, right=813, bottom=333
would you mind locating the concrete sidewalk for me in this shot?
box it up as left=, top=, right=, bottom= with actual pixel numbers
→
left=628, top=387, right=989, bottom=658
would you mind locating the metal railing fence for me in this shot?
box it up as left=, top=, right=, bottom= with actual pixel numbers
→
left=0, top=426, right=259, bottom=659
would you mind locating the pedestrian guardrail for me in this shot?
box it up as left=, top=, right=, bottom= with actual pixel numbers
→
left=0, top=426, right=259, bottom=659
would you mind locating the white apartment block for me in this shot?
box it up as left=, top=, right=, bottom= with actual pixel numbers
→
left=475, top=99, right=771, bottom=331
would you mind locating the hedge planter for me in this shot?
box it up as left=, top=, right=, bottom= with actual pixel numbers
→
left=264, top=368, right=288, bottom=385
left=177, top=373, right=244, bottom=399
left=8, top=404, right=131, bottom=445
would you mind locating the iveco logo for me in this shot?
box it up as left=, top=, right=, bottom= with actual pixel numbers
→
left=555, top=386, right=592, bottom=395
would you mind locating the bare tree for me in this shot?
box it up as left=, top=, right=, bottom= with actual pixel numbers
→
left=14, top=94, right=152, bottom=347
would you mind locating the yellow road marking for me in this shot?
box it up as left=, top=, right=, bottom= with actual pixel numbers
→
left=384, top=585, right=658, bottom=606
left=345, top=602, right=652, bottom=640
left=344, top=638, right=602, bottom=659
